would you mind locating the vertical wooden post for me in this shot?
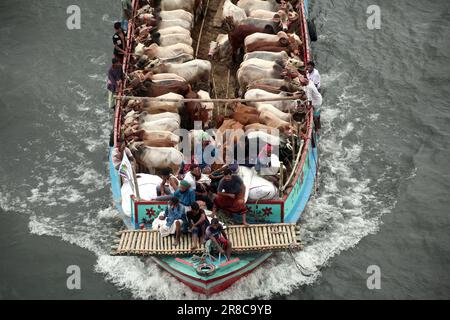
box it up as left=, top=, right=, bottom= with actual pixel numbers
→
left=279, top=163, right=284, bottom=197
left=132, top=159, right=141, bottom=201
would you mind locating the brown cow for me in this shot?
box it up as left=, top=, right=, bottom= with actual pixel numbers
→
left=259, top=110, right=293, bottom=133
left=129, top=129, right=180, bottom=148
left=127, top=78, right=191, bottom=97
left=224, top=16, right=275, bottom=61
left=231, top=111, right=260, bottom=126
left=183, top=89, right=210, bottom=130
left=232, top=102, right=259, bottom=115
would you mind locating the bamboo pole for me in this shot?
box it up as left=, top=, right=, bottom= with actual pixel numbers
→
left=279, top=163, right=284, bottom=197
left=131, top=159, right=141, bottom=200
left=224, top=69, right=231, bottom=115
left=282, top=140, right=304, bottom=191
left=195, top=0, right=211, bottom=58
left=115, top=94, right=303, bottom=103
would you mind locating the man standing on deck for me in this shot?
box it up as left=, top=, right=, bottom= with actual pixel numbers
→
left=300, top=76, right=322, bottom=134
left=107, top=58, right=123, bottom=94
left=112, top=22, right=127, bottom=61
left=107, top=58, right=124, bottom=109
left=306, top=61, right=321, bottom=90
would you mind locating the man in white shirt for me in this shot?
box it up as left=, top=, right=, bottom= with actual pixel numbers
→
left=306, top=61, right=321, bottom=90
left=184, top=164, right=214, bottom=210
left=300, top=77, right=323, bottom=133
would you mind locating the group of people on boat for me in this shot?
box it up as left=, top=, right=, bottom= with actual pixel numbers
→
left=153, top=195, right=232, bottom=259
left=108, top=0, right=323, bottom=259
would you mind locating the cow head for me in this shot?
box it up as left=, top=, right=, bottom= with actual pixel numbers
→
left=208, top=41, right=218, bottom=60
left=208, top=34, right=231, bottom=61
left=286, top=57, right=304, bottom=69
left=128, top=141, right=145, bottom=154
left=145, top=57, right=162, bottom=70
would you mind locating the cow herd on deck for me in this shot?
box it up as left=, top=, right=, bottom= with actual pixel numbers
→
left=111, top=0, right=314, bottom=208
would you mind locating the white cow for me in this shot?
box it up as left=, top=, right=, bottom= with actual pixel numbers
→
left=140, top=118, right=180, bottom=133
left=243, top=51, right=289, bottom=62
left=149, top=58, right=212, bottom=85
left=156, top=26, right=191, bottom=37
left=135, top=43, right=194, bottom=60
left=141, top=92, right=184, bottom=114
left=157, top=19, right=192, bottom=32
left=158, top=0, right=197, bottom=13
left=223, top=0, right=247, bottom=24
left=255, top=103, right=292, bottom=122
left=130, top=143, right=184, bottom=175
left=244, top=32, right=302, bottom=48
left=153, top=33, right=193, bottom=47
left=237, top=0, right=278, bottom=16
left=138, top=111, right=181, bottom=125
left=197, top=90, right=214, bottom=127
left=158, top=9, right=194, bottom=27
left=244, top=89, right=298, bottom=112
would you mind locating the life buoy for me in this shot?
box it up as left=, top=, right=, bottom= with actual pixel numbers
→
left=308, top=19, right=318, bottom=42
left=196, top=263, right=216, bottom=276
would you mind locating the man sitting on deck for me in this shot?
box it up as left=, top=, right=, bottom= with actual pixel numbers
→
left=187, top=202, right=209, bottom=250
left=173, top=180, right=196, bottom=210
left=154, top=167, right=179, bottom=201
left=160, top=197, right=187, bottom=247
left=211, top=167, right=248, bottom=225
left=205, top=218, right=232, bottom=261
left=184, top=164, right=214, bottom=210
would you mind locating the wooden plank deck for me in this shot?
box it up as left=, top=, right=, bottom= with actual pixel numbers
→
left=111, top=224, right=302, bottom=256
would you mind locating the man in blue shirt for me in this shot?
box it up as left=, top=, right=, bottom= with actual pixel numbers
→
left=173, top=180, right=196, bottom=209
left=162, top=197, right=187, bottom=246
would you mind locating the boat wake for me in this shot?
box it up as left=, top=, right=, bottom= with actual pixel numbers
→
left=0, top=39, right=404, bottom=300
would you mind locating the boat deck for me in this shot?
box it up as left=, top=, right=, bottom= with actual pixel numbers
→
left=111, top=223, right=301, bottom=256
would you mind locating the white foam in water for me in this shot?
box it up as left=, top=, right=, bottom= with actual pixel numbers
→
left=1, top=61, right=398, bottom=299
left=88, top=81, right=395, bottom=300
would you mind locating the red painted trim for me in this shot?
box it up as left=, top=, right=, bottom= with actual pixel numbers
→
left=282, top=111, right=313, bottom=201
left=156, top=256, right=270, bottom=295
left=246, top=200, right=284, bottom=205
left=175, top=258, right=194, bottom=267
left=218, top=258, right=240, bottom=268
left=113, top=0, right=139, bottom=147
left=135, top=200, right=169, bottom=206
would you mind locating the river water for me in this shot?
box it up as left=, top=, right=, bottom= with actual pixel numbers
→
left=0, top=0, right=449, bottom=299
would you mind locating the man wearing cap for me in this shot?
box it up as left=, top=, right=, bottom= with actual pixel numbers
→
left=160, top=197, right=187, bottom=246
left=212, top=167, right=248, bottom=225
left=173, top=180, right=196, bottom=210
